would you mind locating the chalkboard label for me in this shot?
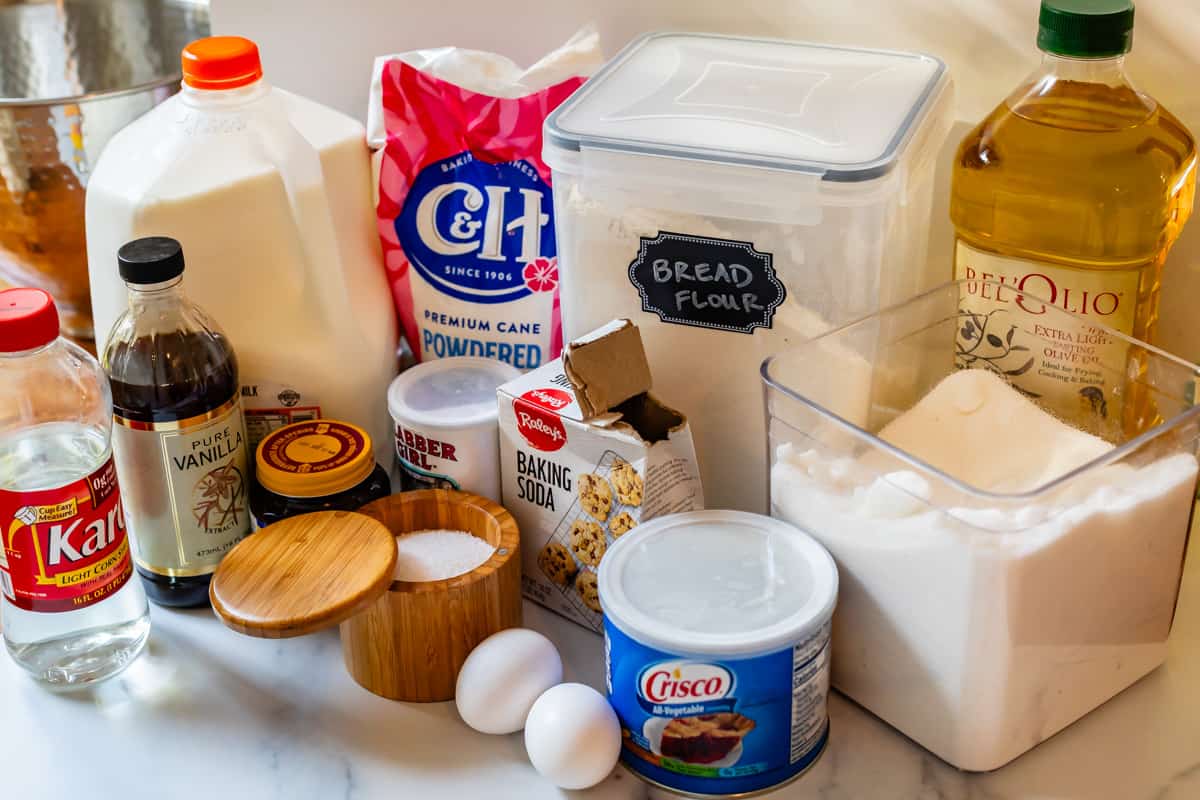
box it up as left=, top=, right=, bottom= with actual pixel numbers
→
left=627, top=231, right=785, bottom=335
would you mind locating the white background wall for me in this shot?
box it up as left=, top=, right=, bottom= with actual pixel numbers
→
left=213, top=0, right=1200, bottom=360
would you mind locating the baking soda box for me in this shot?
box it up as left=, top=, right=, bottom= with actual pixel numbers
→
left=498, top=319, right=705, bottom=632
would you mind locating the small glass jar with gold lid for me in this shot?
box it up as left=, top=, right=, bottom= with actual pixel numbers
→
left=249, top=420, right=391, bottom=529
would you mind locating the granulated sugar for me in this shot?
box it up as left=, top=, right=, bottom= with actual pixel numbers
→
left=771, top=368, right=1198, bottom=771
left=393, top=530, right=495, bottom=582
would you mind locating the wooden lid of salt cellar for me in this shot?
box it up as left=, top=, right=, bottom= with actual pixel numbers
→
left=210, top=510, right=397, bottom=638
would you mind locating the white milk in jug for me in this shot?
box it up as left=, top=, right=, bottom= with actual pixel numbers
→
left=86, top=36, right=397, bottom=463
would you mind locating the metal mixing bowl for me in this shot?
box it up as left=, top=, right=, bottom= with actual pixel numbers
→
left=0, top=0, right=210, bottom=339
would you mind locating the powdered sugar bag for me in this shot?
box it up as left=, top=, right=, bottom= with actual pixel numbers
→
left=368, top=29, right=602, bottom=370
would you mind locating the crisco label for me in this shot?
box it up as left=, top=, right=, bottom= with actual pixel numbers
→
left=0, top=456, right=133, bottom=612
left=112, top=396, right=250, bottom=578
left=606, top=618, right=831, bottom=796
left=638, top=661, right=735, bottom=711
left=954, top=240, right=1139, bottom=421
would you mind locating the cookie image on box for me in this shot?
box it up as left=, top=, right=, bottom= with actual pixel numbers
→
left=611, top=460, right=643, bottom=507
left=578, top=473, right=613, bottom=521
left=575, top=570, right=601, bottom=613
left=610, top=511, right=637, bottom=538
left=538, top=541, right=578, bottom=587
left=570, top=519, right=606, bottom=567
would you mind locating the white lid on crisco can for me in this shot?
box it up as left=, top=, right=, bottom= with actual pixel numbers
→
left=388, top=357, right=522, bottom=431
left=599, top=510, right=838, bottom=657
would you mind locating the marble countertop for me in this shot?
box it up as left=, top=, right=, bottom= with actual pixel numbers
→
left=5, top=542, right=1200, bottom=800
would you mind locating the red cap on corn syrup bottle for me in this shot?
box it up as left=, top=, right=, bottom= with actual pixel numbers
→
left=0, top=288, right=59, bottom=352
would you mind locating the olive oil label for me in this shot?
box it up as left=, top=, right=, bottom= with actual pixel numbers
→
left=954, top=240, right=1138, bottom=421
left=112, top=397, right=250, bottom=577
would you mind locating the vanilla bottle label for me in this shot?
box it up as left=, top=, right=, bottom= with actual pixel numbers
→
left=112, top=396, right=250, bottom=577
left=954, top=240, right=1139, bottom=421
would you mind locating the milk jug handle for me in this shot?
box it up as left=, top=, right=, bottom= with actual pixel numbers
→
left=254, top=90, right=353, bottom=324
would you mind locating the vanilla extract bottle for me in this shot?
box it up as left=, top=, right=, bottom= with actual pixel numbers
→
left=102, top=237, right=251, bottom=607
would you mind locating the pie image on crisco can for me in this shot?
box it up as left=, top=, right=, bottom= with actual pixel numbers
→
left=660, top=713, right=756, bottom=764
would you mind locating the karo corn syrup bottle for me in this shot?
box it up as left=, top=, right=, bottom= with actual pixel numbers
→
left=0, top=288, right=150, bottom=689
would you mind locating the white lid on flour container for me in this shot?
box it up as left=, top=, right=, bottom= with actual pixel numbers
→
left=598, top=510, right=838, bottom=657
left=388, top=357, right=522, bottom=431
left=544, top=32, right=947, bottom=182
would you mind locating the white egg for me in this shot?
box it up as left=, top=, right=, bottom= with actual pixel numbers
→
left=524, top=683, right=621, bottom=790
left=455, top=628, right=563, bottom=734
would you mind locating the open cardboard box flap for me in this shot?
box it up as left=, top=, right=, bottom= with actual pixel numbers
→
left=563, top=319, right=653, bottom=419
left=497, top=319, right=705, bottom=633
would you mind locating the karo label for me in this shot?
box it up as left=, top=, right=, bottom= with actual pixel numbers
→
left=514, top=389, right=570, bottom=452
left=397, top=153, right=557, bottom=305
left=628, top=231, right=785, bottom=335
left=0, top=456, right=133, bottom=612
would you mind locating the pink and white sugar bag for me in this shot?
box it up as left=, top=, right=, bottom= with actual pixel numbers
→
left=367, top=29, right=602, bottom=370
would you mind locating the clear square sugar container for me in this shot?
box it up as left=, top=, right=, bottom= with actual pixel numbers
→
left=763, top=279, right=1200, bottom=771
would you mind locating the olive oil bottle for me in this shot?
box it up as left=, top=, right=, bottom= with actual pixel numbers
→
left=951, top=0, right=1195, bottom=431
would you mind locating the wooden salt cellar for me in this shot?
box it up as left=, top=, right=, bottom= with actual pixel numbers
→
left=348, top=491, right=522, bottom=701
left=210, top=490, right=522, bottom=702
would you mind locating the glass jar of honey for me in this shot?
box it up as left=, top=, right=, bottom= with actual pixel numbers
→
left=249, top=420, right=391, bottom=529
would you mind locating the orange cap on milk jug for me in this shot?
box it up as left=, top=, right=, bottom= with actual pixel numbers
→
left=181, top=36, right=264, bottom=90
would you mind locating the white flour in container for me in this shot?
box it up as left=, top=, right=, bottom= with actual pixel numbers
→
left=770, top=369, right=1198, bottom=770
left=393, top=530, right=495, bottom=582
left=557, top=186, right=835, bottom=513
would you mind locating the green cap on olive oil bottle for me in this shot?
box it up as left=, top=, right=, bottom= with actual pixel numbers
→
left=1037, top=0, right=1135, bottom=59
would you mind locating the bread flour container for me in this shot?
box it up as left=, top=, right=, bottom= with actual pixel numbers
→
left=387, top=357, right=521, bottom=502
left=85, top=36, right=397, bottom=463
left=763, top=280, right=1200, bottom=771
left=544, top=32, right=953, bottom=513
left=599, top=510, right=837, bottom=797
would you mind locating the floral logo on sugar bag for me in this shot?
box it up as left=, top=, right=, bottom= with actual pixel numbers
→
left=523, top=257, right=558, bottom=293
left=396, top=153, right=557, bottom=305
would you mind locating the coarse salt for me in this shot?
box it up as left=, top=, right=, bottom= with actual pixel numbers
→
left=393, top=530, right=495, bottom=582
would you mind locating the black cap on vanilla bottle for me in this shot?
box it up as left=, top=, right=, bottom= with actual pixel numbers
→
left=1038, top=0, right=1135, bottom=59
left=118, top=236, right=186, bottom=284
